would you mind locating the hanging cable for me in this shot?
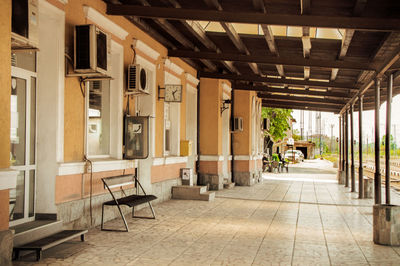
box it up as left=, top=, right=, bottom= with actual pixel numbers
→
left=130, top=45, right=136, bottom=65
left=83, top=155, right=93, bottom=226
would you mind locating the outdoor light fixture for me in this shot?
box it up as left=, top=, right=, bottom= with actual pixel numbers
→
left=221, top=99, right=231, bottom=115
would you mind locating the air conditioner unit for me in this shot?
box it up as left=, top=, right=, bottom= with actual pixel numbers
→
left=127, top=64, right=150, bottom=94
left=262, top=118, right=270, bottom=131
left=232, top=117, right=243, bottom=132
left=11, top=0, right=39, bottom=49
left=74, top=24, right=110, bottom=75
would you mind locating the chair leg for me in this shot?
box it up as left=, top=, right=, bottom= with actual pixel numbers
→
left=148, top=202, right=156, bottom=219
left=116, top=204, right=129, bottom=232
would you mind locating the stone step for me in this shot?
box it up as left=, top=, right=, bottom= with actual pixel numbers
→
left=172, top=185, right=211, bottom=201
left=11, top=220, right=63, bottom=247
left=199, top=191, right=215, bottom=201
left=223, top=182, right=235, bottom=189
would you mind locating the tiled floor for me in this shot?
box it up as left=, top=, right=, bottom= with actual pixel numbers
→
left=15, top=160, right=400, bottom=265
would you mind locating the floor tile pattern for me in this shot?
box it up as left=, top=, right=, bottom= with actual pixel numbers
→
left=14, top=160, right=400, bottom=265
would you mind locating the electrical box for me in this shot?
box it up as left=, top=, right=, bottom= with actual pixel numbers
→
left=180, top=168, right=193, bottom=186
left=180, top=140, right=192, bottom=156
left=124, top=116, right=149, bottom=159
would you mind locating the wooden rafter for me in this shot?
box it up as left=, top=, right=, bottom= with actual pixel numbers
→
left=169, top=50, right=374, bottom=71
left=106, top=4, right=400, bottom=31
left=234, top=84, right=352, bottom=99
left=258, top=95, right=345, bottom=106
left=200, top=72, right=357, bottom=91
left=162, top=0, right=237, bottom=73
left=204, top=0, right=259, bottom=74
left=253, top=0, right=284, bottom=77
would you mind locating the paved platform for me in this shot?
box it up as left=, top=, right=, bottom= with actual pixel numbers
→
left=15, top=159, right=400, bottom=265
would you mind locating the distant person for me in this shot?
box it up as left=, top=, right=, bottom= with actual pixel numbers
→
left=262, top=154, right=268, bottom=172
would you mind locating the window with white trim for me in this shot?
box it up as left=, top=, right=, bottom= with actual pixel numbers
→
left=87, top=80, right=110, bottom=156
left=85, top=40, right=123, bottom=159
left=163, top=71, right=181, bottom=156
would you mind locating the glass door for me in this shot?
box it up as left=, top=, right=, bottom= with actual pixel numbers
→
left=9, top=66, right=37, bottom=226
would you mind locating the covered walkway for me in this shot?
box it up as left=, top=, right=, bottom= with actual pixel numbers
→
left=14, top=160, right=400, bottom=265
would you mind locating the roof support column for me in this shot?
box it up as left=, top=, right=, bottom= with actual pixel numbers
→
left=345, top=108, right=349, bottom=188
left=358, top=96, right=364, bottom=199
left=339, top=115, right=342, bottom=172
left=374, top=78, right=382, bottom=205
left=385, top=73, right=393, bottom=205
left=350, top=104, right=355, bottom=192
left=342, top=113, right=346, bottom=173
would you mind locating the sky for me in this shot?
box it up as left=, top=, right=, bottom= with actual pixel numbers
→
left=291, top=94, right=400, bottom=145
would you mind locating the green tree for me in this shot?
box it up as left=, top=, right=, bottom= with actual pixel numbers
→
left=262, top=107, right=293, bottom=141
left=381, top=134, right=397, bottom=150
left=293, top=129, right=301, bottom=141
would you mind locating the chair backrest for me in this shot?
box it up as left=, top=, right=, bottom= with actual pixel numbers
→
left=102, top=174, right=134, bottom=189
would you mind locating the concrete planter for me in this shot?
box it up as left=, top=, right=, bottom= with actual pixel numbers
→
left=373, top=204, right=400, bottom=246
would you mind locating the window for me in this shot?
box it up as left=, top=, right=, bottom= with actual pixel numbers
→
left=163, top=72, right=181, bottom=156
left=86, top=80, right=110, bottom=157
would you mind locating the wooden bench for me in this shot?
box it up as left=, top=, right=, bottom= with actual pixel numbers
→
left=101, top=174, right=157, bottom=232
left=13, top=229, right=87, bottom=261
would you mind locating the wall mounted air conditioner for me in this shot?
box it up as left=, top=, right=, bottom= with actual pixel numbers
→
left=74, top=24, right=110, bottom=75
left=127, top=64, right=150, bottom=95
left=262, top=118, right=270, bottom=131
left=232, top=117, right=243, bottom=132
left=11, top=0, right=39, bottom=49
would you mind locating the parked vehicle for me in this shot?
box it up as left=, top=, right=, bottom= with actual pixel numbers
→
left=284, top=150, right=304, bottom=162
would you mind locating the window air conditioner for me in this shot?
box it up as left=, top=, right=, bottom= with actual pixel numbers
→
left=11, top=0, right=39, bottom=49
left=232, top=117, right=243, bottom=132
left=74, top=24, right=110, bottom=75
left=127, top=64, right=150, bottom=94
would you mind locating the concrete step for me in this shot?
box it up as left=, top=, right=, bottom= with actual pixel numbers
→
left=11, top=220, right=63, bottom=247
left=199, top=191, right=215, bottom=201
left=223, top=182, right=235, bottom=189
left=172, top=185, right=211, bottom=201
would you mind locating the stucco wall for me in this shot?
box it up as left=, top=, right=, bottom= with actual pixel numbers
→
left=0, top=0, right=11, bottom=232
left=61, top=0, right=196, bottom=161
left=199, top=78, right=222, bottom=155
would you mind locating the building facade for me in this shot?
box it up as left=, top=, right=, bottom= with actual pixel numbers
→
left=0, top=0, right=264, bottom=262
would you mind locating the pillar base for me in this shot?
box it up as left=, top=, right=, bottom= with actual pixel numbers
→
left=234, top=171, right=262, bottom=186
left=198, top=173, right=223, bottom=190
left=0, top=230, right=13, bottom=266
left=373, top=204, right=400, bottom=246
left=363, top=178, right=374, bottom=198
left=338, top=171, right=345, bottom=185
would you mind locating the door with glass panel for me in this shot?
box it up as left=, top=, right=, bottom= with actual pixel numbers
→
left=9, top=66, right=37, bottom=226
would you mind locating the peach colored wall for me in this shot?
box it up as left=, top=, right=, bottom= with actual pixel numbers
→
left=151, top=163, right=186, bottom=184
left=198, top=161, right=223, bottom=175
left=0, top=0, right=11, bottom=169
left=199, top=78, right=222, bottom=155
left=233, top=90, right=254, bottom=155
left=0, top=190, right=9, bottom=231
left=55, top=168, right=135, bottom=204
left=0, top=0, right=11, bottom=231
left=61, top=0, right=196, bottom=161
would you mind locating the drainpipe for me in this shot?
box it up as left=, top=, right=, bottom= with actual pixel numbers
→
left=196, top=75, right=200, bottom=184
left=231, top=88, right=235, bottom=183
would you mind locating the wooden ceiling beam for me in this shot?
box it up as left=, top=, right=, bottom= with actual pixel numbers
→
left=107, top=4, right=400, bottom=31
left=258, top=94, right=345, bottom=106
left=204, top=0, right=259, bottom=74
left=134, top=0, right=216, bottom=71
left=235, top=84, right=352, bottom=99
left=262, top=100, right=341, bottom=113
left=253, top=0, right=285, bottom=77
left=200, top=72, right=357, bottom=90
left=169, top=50, right=374, bottom=71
